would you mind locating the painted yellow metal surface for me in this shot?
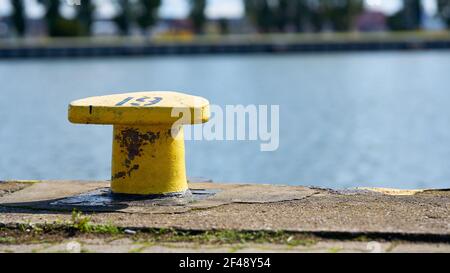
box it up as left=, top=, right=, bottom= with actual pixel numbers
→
left=68, top=91, right=210, bottom=195
left=68, top=91, right=210, bottom=125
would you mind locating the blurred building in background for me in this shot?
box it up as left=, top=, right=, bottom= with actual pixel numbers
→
left=0, top=0, right=449, bottom=38
left=355, top=11, right=387, bottom=32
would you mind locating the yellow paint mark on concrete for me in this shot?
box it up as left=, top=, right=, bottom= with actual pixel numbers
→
left=1, top=180, right=41, bottom=184
left=357, top=187, right=425, bottom=196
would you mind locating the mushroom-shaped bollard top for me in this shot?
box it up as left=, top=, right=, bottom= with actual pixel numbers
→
left=68, top=91, right=210, bottom=195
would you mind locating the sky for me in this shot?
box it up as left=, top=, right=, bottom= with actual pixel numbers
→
left=0, top=0, right=439, bottom=19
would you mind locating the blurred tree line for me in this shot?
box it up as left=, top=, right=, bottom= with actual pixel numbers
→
left=438, top=0, right=450, bottom=28
left=8, top=0, right=450, bottom=37
left=388, top=0, right=422, bottom=30
left=244, top=0, right=450, bottom=33
left=10, top=0, right=162, bottom=36
left=244, top=0, right=363, bottom=32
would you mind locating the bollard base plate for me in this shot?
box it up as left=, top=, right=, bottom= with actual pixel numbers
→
left=49, top=188, right=218, bottom=209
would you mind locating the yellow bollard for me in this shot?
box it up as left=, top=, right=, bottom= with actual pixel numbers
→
left=68, top=91, right=210, bottom=195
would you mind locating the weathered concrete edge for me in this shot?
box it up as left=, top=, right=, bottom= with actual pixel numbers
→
left=0, top=221, right=449, bottom=244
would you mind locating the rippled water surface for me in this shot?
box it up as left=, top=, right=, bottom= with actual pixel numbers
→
left=1, top=51, right=450, bottom=189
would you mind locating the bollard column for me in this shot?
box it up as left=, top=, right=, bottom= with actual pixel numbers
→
left=111, top=124, right=187, bottom=195
left=68, top=91, right=210, bottom=195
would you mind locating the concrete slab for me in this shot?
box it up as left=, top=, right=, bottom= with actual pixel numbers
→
left=0, top=180, right=319, bottom=214
left=0, top=180, right=449, bottom=252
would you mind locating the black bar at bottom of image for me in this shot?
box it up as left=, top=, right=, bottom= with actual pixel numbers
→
left=0, top=253, right=447, bottom=272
